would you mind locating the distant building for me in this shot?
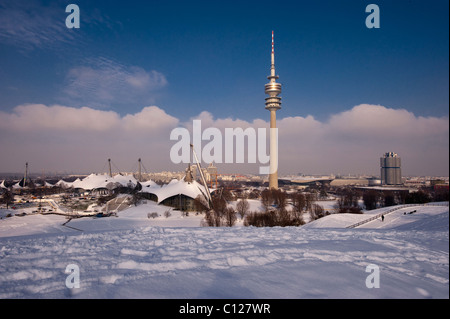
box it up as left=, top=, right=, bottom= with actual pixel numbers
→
left=206, top=162, right=218, bottom=187
left=380, top=152, right=402, bottom=185
left=368, top=177, right=382, bottom=186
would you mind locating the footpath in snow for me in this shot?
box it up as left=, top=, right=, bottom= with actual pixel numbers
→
left=0, top=202, right=448, bottom=299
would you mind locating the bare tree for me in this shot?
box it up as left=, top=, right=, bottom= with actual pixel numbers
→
left=212, top=195, right=227, bottom=215
left=129, top=193, right=141, bottom=206
left=236, top=198, right=250, bottom=219
left=272, top=189, right=287, bottom=209
left=336, top=187, right=362, bottom=213
left=363, top=190, right=379, bottom=210
left=248, top=189, right=260, bottom=199
left=310, top=203, right=325, bottom=221
left=261, top=189, right=272, bottom=212
left=304, top=193, right=315, bottom=212
left=244, top=208, right=305, bottom=227
left=291, top=192, right=306, bottom=215
left=194, top=195, right=208, bottom=212
left=276, top=207, right=291, bottom=227
left=383, top=191, right=396, bottom=207
left=223, top=207, right=237, bottom=227
left=202, top=194, right=227, bottom=227
left=1, top=190, right=14, bottom=209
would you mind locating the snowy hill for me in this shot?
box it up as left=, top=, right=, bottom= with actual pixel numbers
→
left=303, top=203, right=449, bottom=231
left=0, top=202, right=448, bottom=299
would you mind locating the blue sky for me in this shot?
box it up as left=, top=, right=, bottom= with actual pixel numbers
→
left=0, top=0, right=448, bottom=176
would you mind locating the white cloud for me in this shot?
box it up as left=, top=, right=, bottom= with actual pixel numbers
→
left=0, top=104, right=179, bottom=173
left=62, top=58, right=168, bottom=108
left=277, top=104, right=449, bottom=175
left=0, top=104, right=120, bottom=132
left=326, top=104, right=444, bottom=139
left=0, top=103, right=448, bottom=176
left=183, top=104, right=449, bottom=176
left=122, top=106, right=179, bottom=131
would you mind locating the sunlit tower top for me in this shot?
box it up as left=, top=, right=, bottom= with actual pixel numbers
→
left=265, top=31, right=282, bottom=111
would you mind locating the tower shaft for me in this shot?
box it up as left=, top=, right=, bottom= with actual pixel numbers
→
left=269, top=110, right=278, bottom=189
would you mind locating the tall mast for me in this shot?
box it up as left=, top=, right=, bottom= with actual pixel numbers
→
left=24, top=162, right=28, bottom=187
left=108, top=158, right=112, bottom=177
left=138, top=158, right=142, bottom=182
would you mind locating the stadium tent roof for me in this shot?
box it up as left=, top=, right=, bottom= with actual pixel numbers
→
left=56, top=173, right=140, bottom=190
left=55, top=178, right=81, bottom=188
left=140, top=178, right=211, bottom=204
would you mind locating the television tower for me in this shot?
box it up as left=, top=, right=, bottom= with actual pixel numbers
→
left=265, top=31, right=281, bottom=189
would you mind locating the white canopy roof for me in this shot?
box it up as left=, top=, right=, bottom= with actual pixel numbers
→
left=56, top=173, right=140, bottom=190
left=140, top=178, right=211, bottom=204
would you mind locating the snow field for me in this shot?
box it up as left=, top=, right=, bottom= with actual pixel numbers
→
left=0, top=202, right=448, bottom=299
left=0, top=221, right=448, bottom=298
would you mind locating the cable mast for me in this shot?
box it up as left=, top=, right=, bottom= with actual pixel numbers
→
left=190, top=143, right=213, bottom=209
left=108, top=158, right=112, bottom=177
left=138, top=158, right=142, bottom=182
left=24, top=162, right=28, bottom=187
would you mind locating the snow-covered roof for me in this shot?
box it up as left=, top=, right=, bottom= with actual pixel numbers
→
left=12, top=179, right=26, bottom=189
left=140, top=180, right=158, bottom=188
left=56, top=178, right=81, bottom=188
left=44, top=181, right=54, bottom=187
left=56, top=173, right=140, bottom=190
left=140, top=178, right=211, bottom=204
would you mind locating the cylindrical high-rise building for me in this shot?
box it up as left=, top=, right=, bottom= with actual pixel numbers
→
left=265, top=31, right=282, bottom=189
left=380, top=152, right=402, bottom=185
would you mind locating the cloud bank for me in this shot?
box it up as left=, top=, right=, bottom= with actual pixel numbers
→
left=0, top=103, right=448, bottom=176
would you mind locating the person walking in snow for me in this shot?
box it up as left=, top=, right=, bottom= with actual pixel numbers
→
left=381, top=214, right=384, bottom=222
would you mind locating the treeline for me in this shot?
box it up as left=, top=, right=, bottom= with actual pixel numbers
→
left=362, top=188, right=448, bottom=210
left=199, top=185, right=449, bottom=227
left=201, top=189, right=318, bottom=227
left=200, top=194, right=240, bottom=227
left=245, top=189, right=306, bottom=227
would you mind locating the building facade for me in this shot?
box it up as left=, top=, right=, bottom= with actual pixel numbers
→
left=380, top=152, right=402, bottom=185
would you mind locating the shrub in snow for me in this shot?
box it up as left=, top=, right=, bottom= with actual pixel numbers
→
left=224, top=207, right=237, bottom=227
left=147, top=212, right=159, bottom=219
left=236, top=199, right=250, bottom=219
left=244, top=209, right=305, bottom=227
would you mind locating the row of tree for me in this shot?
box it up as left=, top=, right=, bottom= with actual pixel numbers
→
left=362, top=188, right=446, bottom=210
left=201, top=189, right=318, bottom=227
left=201, top=185, right=449, bottom=228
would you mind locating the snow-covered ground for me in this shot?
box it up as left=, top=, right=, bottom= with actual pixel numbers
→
left=0, top=201, right=448, bottom=299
